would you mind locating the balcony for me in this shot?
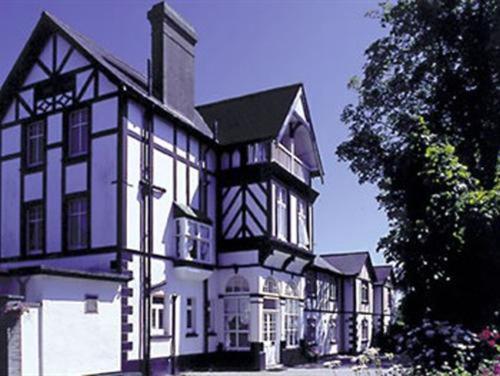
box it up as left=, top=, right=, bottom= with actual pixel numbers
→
left=271, top=142, right=310, bottom=184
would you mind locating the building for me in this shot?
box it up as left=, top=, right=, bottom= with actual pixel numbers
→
left=0, top=2, right=394, bottom=375
left=373, top=265, right=395, bottom=337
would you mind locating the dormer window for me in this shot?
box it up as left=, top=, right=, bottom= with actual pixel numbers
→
left=176, top=218, right=212, bottom=263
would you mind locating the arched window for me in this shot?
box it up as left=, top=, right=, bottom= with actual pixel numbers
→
left=224, top=276, right=250, bottom=350
left=263, top=277, right=279, bottom=294
left=284, top=281, right=298, bottom=297
left=226, top=275, right=250, bottom=294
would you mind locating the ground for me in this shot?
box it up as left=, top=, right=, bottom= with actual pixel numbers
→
left=181, top=363, right=396, bottom=376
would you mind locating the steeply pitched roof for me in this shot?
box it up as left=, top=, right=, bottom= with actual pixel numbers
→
left=312, top=255, right=342, bottom=275
left=0, top=11, right=213, bottom=138
left=321, top=251, right=376, bottom=278
left=196, top=83, right=302, bottom=145
left=374, top=265, right=393, bottom=284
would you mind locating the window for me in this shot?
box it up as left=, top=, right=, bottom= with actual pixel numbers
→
left=361, top=281, right=369, bottom=304
left=226, top=276, right=250, bottom=293
left=221, top=152, right=230, bottom=169
left=306, top=317, right=316, bottom=344
left=276, top=185, right=288, bottom=240
left=206, top=299, right=214, bottom=332
left=66, top=196, right=88, bottom=250
left=25, top=202, right=44, bottom=254
left=85, top=295, right=98, bottom=314
left=176, top=218, right=211, bottom=262
left=263, top=298, right=277, bottom=343
left=305, top=274, right=316, bottom=298
left=225, top=276, right=250, bottom=350
left=263, top=277, right=279, bottom=294
left=297, top=199, right=309, bottom=248
left=186, top=297, right=196, bottom=333
left=68, top=108, right=89, bottom=157
left=285, top=299, right=299, bottom=347
left=151, top=294, right=165, bottom=336
left=247, top=142, right=267, bottom=164
left=25, top=120, right=44, bottom=168
left=361, top=319, right=369, bottom=342
left=284, top=281, right=298, bottom=297
left=328, top=318, right=337, bottom=343
left=329, top=279, right=337, bottom=301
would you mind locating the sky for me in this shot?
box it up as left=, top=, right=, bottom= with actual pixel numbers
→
left=0, top=0, right=389, bottom=265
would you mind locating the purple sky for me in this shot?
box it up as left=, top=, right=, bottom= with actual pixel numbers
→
left=0, top=0, right=389, bottom=264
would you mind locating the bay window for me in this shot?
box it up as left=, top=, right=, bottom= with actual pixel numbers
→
left=176, top=218, right=211, bottom=263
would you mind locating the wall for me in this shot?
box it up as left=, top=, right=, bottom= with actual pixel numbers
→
left=0, top=31, right=119, bottom=265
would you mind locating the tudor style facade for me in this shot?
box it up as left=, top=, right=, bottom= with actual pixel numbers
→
left=0, top=2, right=394, bottom=375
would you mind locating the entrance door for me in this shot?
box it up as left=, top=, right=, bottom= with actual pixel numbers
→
left=263, top=298, right=279, bottom=367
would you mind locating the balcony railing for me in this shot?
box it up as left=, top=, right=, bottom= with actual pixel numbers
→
left=271, top=142, right=310, bottom=184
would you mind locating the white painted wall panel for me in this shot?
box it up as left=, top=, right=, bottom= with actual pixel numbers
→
left=47, top=113, right=62, bottom=144
left=153, top=150, right=174, bottom=256
left=24, top=172, right=43, bottom=201
left=153, top=115, right=174, bottom=152
left=188, top=167, right=199, bottom=209
left=76, top=69, right=94, bottom=101
left=92, top=97, right=118, bottom=132
left=24, top=63, right=49, bottom=87
left=176, top=129, right=187, bottom=159
left=1, top=101, right=16, bottom=124
left=127, top=100, right=145, bottom=135
left=1, top=125, right=20, bottom=156
left=60, top=48, right=89, bottom=74
left=21, top=306, right=40, bottom=375
left=1, top=159, right=20, bottom=257
left=91, top=136, right=117, bottom=247
left=98, top=72, right=117, bottom=96
left=46, top=148, right=62, bottom=253
left=65, top=162, right=87, bottom=193
left=176, top=161, right=187, bottom=205
left=126, top=136, right=142, bottom=251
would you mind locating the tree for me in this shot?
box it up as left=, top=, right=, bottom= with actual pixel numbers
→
left=337, top=0, right=500, bottom=330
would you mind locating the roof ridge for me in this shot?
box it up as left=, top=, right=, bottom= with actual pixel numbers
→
left=196, top=82, right=302, bottom=109
left=320, top=251, right=370, bottom=257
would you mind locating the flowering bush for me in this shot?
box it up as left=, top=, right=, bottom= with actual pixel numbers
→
left=397, top=320, right=500, bottom=375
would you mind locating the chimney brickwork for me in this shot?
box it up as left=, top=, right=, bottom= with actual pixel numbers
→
left=147, top=2, right=197, bottom=121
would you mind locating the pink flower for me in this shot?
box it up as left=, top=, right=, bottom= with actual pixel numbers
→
left=480, top=328, right=492, bottom=341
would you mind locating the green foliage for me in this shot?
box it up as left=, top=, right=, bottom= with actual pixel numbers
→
left=337, top=0, right=500, bottom=330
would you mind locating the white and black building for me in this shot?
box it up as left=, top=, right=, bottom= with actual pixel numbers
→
left=0, top=3, right=394, bottom=375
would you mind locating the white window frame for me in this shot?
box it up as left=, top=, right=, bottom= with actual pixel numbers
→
left=26, top=120, right=44, bottom=168
left=176, top=218, right=212, bottom=263
left=275, top=185, right=288, bottom=241
left=151, top=293, right=165, bottom=336
left=68, top=108, right=89, bottom=157
left=285, top=298, right=299, bottom=348
left=224, top=276, right=250, bottom=350
left=26, top=203, right=43, bottom=254
left=297, top=199, right=309, bottom=248
left=66, top=196, right=88, bottom=250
